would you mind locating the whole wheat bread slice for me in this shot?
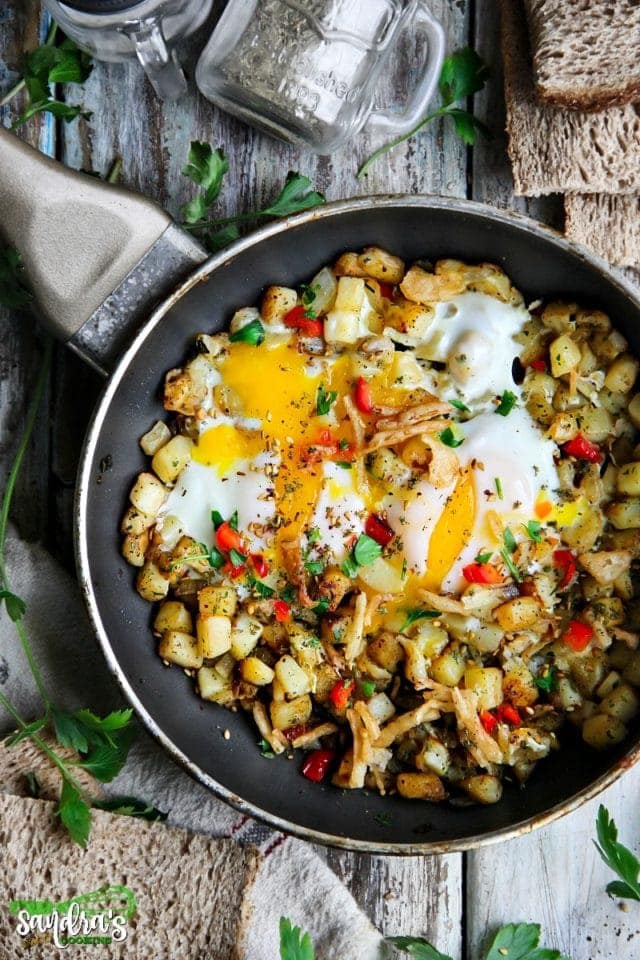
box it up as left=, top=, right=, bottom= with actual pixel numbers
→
left=564, top=193, right=640, bottom=267
left=501, top=0, right=640, bottom=196
left=0, top=738, right=261, bottom=960
left=523, top=0, right=640, bottom=111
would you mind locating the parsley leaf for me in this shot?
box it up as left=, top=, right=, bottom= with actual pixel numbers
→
left=534, top=666, right=558, bottom=693
left=264, top=173, right=325, bottom=218
left=229, top=547, right=247, bottom=567
left=357, top=47, right=490, bottom=178
left=523, top=520, right=543, bottom=543
left=500, top=548, right=522, bottom=583
left=0, top=588, right=26, bottom=622
left=211, top=510, right=225, bottom=529
left=254, top=580, right=275, bottom=599
left=450, top=398, right=470, bottom=413
left=475, top=551, right=493, bottom=564
left=0, top=248, right=33, bottom=310
left=360, top=680, right=376, bottom=698
left=10, top=32, right=93, bottom=130
left=52, top=707, right=135, bottom=782
left=340, top=555, right=359, bottom=579
left=307, top=527, right=321, bottom=543
left=353, top=534, right=382, bottom=566
left=259, top=738, right=276, bottom=759
left=400, top=608, right=441, bottom=633
left=594, top=804, right=640, bottom=901
left=279, top=917, right=315, bottom=960
left=313, top=598, right=330, bottom=615
left=438, top=426, right=464, bottom=448
left=93, top=796, right=167, bottom=822
left=495, top=390, right=518, bottom=416
left=387, top=936, right=453, bottom=960
left=305, top=559, right=324, bottom=576
left=316, top=383, right=338, bottom=416
left=503, top=527, right=517, bottom=553
left=181, top=142, right=229, bottom=224
left=483, top=922, right=570, bottom=960
left=57, top=778, right=91, bottom=849
left=229, top=318, right=265, bottom=346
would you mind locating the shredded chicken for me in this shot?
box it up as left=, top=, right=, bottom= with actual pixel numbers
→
left=291, top=722, right=339, bottom=749
left=365, top=398, right=452, bottom=453
left=343, top=393, right=367, bottom=491
left=373, top=700, right=441, bottom=749
left=280, top=538, right=314, bottom=607
left=252, top=702, right=287, bottom=755
left=343, top=591, right=368, bottom=663
left=612, top=627, right=640, bottom=649
left=420, top=436, right=461, bottom=489
left=354, top=699, right=381, bottom=742
left=451, top=688, right=503, bottom=769
left=346, top=707, right=369, bottom=788
left=364, top=592, right=394, bottom=627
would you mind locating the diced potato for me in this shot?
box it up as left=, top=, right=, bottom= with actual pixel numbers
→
left=446, top=614, right=503, bottom=654
left=229, top=306, right=261, bottom=334
left=623, top=652, right=640, bottom=686
left=493, top=597, right=540, bottom=632
left=608, top=641, right=634, bottom=671
left=401, top=637, right=428, bottom=688
left=166, top=535, right=209, bottom=576
left=582, top=712, right=627, bottom=750
left=604, top=353, right=639, bottom=394
left=163, top=366, right=207, bottom=415
left=596, top=671, right=622, bottom=698
left=549, top=333, right=581, bottom=377
left=600, top=683, right=640, bottom=723
left=270, top=694, right=313, bottom=730
left=261, top=285, right=298, bottom=324
left=197, top=615, right=232, bottom=659
left=415, top=736, right=450, bottom=777
left=197, top=666, right=234, bottom=704
left=389, top=350, right=425, bottom=388
left=198, top=584, right=238, bottom=618
left=570, top=652, right=607, bottom=698
left=356, top=557, right=404, bottom=594
left=415, top=622, right=450, bottom=658
left=120, top=505, right=155, bottom=536
left=464, top=666, right=503, bottom=711
left=357, top=246, right=405, bottom=283
left=592, top=328, right=627, bottom=363
left=140, top=420, right=171, bottom=456
left=502, top=661, right=539, bottom=707
left=548, top=411, right=581, bottom=443
left=366, top=447, right=412, bottom=487
left=159, top=630, right=202, bottom=669
left=367, top=632, right=404, bottom=672
left=400, top=264, right=466, bottom=304
left=617, top=462, right=640, bottom=496
left=578, top=550, right=632, bottom=585
left=460, top=774, right=503, bottom=805
left=367, top=692, right=396, bottom=724
left=274, top=654, right=312, bottom=697
left=628, top=393, right=640, bottom=428
left=579, top=406, right=613, bottom=444
left=559, top=503, right=604, bottom=553
left=240, top=656, right=275, bottom=686
left=384, top=299, right=434, bottom=339
left=230, top=613, right=263, bottom=659
left=288, top=624, right=324, bottom=672
left=430, top=648, right=466, bottom=686
left=307, top=266, right=337, bottom=315
left=333, top=276, right=366, bottom=313
left=129, top=471, right=166, bottom=516
left=151, top=435, right=193, bottom=484
left=193, top=333, right=226, bottom=359
left=334, top=252, right=367, bottom=277
left=121, top=531, right=149, bottom=567
left=154, top=600, right=193, bottom=635
left=214, top=652, right=235, bottom=680
left=136, top=561, right=170, bottom=602
left=554, top=677, right=583, bottom=712
left=324, top=309, right=361, bottom=345
left=396, top=771, right=446, bottom=801
left=607, top=499, right=640, bottom=531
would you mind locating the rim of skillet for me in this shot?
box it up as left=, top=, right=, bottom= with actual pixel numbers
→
left=74, top=194, right=640, bottom=855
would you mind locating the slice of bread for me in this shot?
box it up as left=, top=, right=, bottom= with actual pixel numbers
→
left=565, top=194, right=640, bottom=267
left=501, top=0, right=640, bottom=196
left=0, top=793, right=261, bottom=960
left=523, top=0, right=640, bottom=111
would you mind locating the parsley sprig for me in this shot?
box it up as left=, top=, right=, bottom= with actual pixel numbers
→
left=180, top=141, right=325, bottom=252
left=0, top=318, right=159, bottom=845
left=595, top=804, right=640, bottom=901
left=357, top=47, right=490, bottom=179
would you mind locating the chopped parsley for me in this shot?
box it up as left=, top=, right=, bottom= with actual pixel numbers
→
left=211, top=509, right=224, bottom=529
left=500, top=548, right=522, bottom=583
left=340, top=554, right=360, bottom=579
left=316, top=383, right=338, bottom=416
left=360, top=680, right=376, bottom=698
left=399, top=608, right=441, bottom=633
left=523, top=519, right=543, bottom=543
left=313, top=598, right=330, bottom=615
left=534, top=666, right=558, bottom=692
left=307, top=527, right=321, bottom=543
left=450, top=397, right=470, bottom=413
left=229, top=317, right=265, bottom=345
left=254, top=580, right=275, bottom=598
left=229, top=510, right=239, bottom=531
left=258, top=738, right=275, bottom=759
left=495, top=477, right=504, bottom=499
left=305, top=559, right=324, bottom=576
left=495, top=389, right=517, bottom=416
left=503, top=527, right=517, bottom=553
left=438, top=425, right=464, bottom=448
left=353, top=534, right=382, bottom=566
left=475, top=551, right=493, bottom=564
left=228, top=547, right=247, bottom=567
left=335, top=461, right=352, bottom=469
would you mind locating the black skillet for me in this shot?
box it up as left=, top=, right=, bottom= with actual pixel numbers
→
left=2, top=127, right=639, bottom=854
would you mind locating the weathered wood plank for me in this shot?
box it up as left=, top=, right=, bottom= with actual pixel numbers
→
left=0, top=3, right=54, bottom=545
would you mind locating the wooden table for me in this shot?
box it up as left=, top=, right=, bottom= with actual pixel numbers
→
left=1, top=3, right=639, bottom=957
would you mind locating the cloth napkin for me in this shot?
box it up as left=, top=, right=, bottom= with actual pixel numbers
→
left=0, top=528, right=384, bottom=960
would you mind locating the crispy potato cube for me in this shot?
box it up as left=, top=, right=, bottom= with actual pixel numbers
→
left=198, top=584, right=237, bottom=618
left=628, top=393, right=640, bottom=428
left=582, top=712, right=627, bottom=750
left=549, top=333, right=581, bottom=377
left=367, top=632, right=404, bottom=672
left=430, top=648, right=466, bottom=687
left=152, top=435, right=193, bottom=484
left=120, top=505, right=155, bottom=536
left=617, top=463, right=640, bottom=496
left=396, top=771, right=446, bottom=801
left=600, top=683, right=640, bottom=723
left=274, top=654, right=312, bottom=697
left=240, top=656, right=275, bottom=686
left=464, top=666, right=503, bottom=711
left=623, top=652, right=640, bottom=686
left=356, top=557, right=404, bottom=594
left=140, top=420, right=171, bottom=456
left=159, top=630, right=202, bottom=669
left=121, top=531, right=149, bottom=567
left=163, top=366, right=207, bottom=415
left=129, top=472, right=166, bottom=516
left=261, top=285, right=298, bottom=324
left=197, top=666, right=235, bottom=704
left=334, top=276, right=366, bottom=313
left=400, top=265, right=465, bottom=304
left=460, top=774, right=503, bottom=805
left=367, top=447, right=412, bottom=487
left=604, top=354, right=639, bottom=394
left=154, top=600, right=193, bottom=635
left=333, top=252, right=367, bottom=277
left=366, top=692, right=396, bottom=724
left=579, top=406, right=614, bottom=444
left=270, top=695, right=312, bottom=730
left=197, top=615, right=232, bottom=659
left=502, top=661, right=539, bottom=707
left=229, top=613, right=263, bottom=660
left=415, top=736, right=450, bottom=777
left=578, top=550, right=632, bottom=585
left=323, top=309, right=362, bottom=345
left=384, top=299, right=434, bottom=339
left=493, top=597, right=540, bottom=631
left=357, top=246, right=405, bottom=283
left=136, top=562, right=170, bottom=602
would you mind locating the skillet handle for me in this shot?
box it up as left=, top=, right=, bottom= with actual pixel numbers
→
left=0, top=127, right=207, bottom=375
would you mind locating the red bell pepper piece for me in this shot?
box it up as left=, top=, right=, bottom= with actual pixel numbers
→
left=480, top=710, right=498, bottom=734
left=553, top=549, right=577, bottom=590
left=273, top=599, right=291, bottom=622
left=562, top=434, right=602, bottom=463
left=462, top=562, right=503, bottom=585
left=250, top=554, right=268, bottom=578
left=365, top=513, right=395, bottom=547
left=283, top=305, right=307, bottom=327
left=216, top=521, right=243, bottom=553
left=354, top=377, right=373, bottom=414
left=301, top=749, right=336, bottom=783
left=283, top=305, right=324, bottom=338
left=562, top=619, right=593, bottom=652
left=223, top=560, right=245, bottom=579
left=329, top=679, right=354, bottom=711
left=530, top=359, right=547, bottom=372
left=496, top=703, right=521, bottom=726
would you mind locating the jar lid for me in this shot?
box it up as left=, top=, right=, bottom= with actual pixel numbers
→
left=61, top=0, right=142, bottom=13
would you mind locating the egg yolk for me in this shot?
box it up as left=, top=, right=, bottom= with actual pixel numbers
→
left=193, top=423, right=264, bottom=474
left=423, top=469, right=475, bottom=590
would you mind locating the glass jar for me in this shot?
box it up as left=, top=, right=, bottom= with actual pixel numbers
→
left=42, top=0, right=214, bottom=99
left=195, top=0, right=445, bottom=154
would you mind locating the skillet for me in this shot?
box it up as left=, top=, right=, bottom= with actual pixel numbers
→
left=2, top=127, right=640, bottom=854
